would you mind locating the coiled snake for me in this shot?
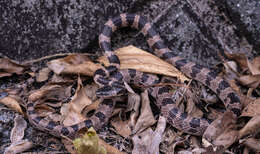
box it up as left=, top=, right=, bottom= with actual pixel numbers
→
left=27, top=13, right=242, bottom=137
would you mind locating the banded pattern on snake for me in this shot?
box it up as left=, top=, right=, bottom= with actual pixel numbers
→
left=27, top=13, right=242, bottom=137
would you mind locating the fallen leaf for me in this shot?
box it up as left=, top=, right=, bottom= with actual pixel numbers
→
left=241, top=98, right=260, bottom=117
left=99, top=45, right=189, bottom=82
left=242, top=138, right=260, bottom=152
left=224, top=51, right=248, bottom=71
left=82, top=99, right=101, bottom=116
left=111, top=116, right=132, bottom=138
left=99, top=139, right=125, bottom=154
left=247, top=56, right=260, bottom=75
left=4, top=139, right=33, bottom=154
left=36, top=67, right=51, bottom=82
left=34, top=104, right=56, bottom=117
left=28, top=84, right=63, bottom=102
left=61, top=77, right=93, bottom=126
left=47, top=54, right=100, bottom=76
left=203, top=111, right=237, bottom=143
left=132, top=116, right=166, bottom=154
left=128, top=93, right=141, bottom=130
left=213, top=130, right=238, bottom=148
left=239, top=115, right=260, bottom=138
left=10, top=114, right=27, bottom=143
left=238, top=75, right=260, bottom=89
left=0, top=58, right=27, bottom=78
left=186, top=95, right=203, bottom=119
left=84, top=83, right=99, bottom=101
left=132, top=90, right=156, bottom=134
left=0, top=96, right=23, bottom=114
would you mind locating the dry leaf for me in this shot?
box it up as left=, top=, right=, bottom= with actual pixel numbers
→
left=222, top=61, right=239, bottom=80
left=62, top=77, right=93, bottom=126
left=241, top=98, right=260, bottom=117
left=82, top=99, right=101, bottom=116
left=132, top=116, right=166, bottom=154
left=36, top=67, right=51, bottom=82
left=0, top=58, right=27, bottom=77
left=99, top=139, right=125, bottom=154
left=247, top=56, right=260, bottom=75
left=99, top=45, right=189, bottom=82
left=84, top=83, right=99, bottom=101
left=132, top=90, right=156, bottom=134
left=47, top=54, right=100, bottom=76
left=0, top=96, right=23, bottom=114
left=238, top=75, right=260, bottom=89
left=128, top=93, right=141, bottom=130
left=224, top=51, right=248, bottom=71
left=203, top=111, right=237, bottom=143
left=28, top=84, right=63, bottom=102
left=34, top=104, right=56, bottom=117
left=111, top=117, right=132, bottom=138
left=213, top=130, right=238, bottom=148
left=10, top=114, right=27, bottom=143
left=4, top=139, right=33, bottom=154
left=239, top=115, right=260, bottom=138
left=242, top=138, right=260, bottom=152
left=186, top=97, right=203, bottom=118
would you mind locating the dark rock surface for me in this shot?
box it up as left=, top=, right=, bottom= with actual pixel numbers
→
left=216, top=0, right=260, bottom=56
left=0, top=0, right=258, bottom=65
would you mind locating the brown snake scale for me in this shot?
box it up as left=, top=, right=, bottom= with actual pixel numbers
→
left=27, top=13, right=242, bottom=137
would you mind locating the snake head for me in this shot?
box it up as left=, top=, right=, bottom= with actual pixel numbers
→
left=96, top=85, right=127, bottom=98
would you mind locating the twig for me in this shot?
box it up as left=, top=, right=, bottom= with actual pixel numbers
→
left=22, top=52, right=94, bottom=65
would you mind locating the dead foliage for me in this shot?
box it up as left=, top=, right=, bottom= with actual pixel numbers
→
left=0, top=46, right=260, bottom=153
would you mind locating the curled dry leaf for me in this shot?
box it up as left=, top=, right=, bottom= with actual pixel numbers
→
left=132, top=90, right=156, bottom=134
left=241, top=98, right=260, bottom=117
left=47, top=54, right=101, bottom=76
left=28, top=84, right=63, bottom=102
left=213, top=130, right=238, bottom=149
left=111, top=116, right=132, bottom=138
left=84, top=83, right=99, bottom=101
left=239, top=115, right=260, bottom=138
left=10, top=114, right=27, bottom=143
left=34, top=104, right=56, bottom=117
left=128, top=93, right=141, bottom=130
left=99, top=138, right=126, bottom=154
left=242, top=138, right=260, bottom=152
left=0, top=96, right=23, bottom=114
left=224, top=51, right=248, bottom=71
left=99, top=45, right=189, bottom=82
left=62, top=77, right=93, bottom=126
left=247, top=56, right=260, bottom=75
left=36, top=67, right=51, bottom=82
left=186, top=97, right=203, bottom=119
left=82, top=99, right=101, bottom=116
left=0, top=58, right=27, bottom=78
left=203, top=111, right=237, bottom=143
left=132, top=116, right=166, bottom=154
left=222, top=61, right=239, bottom=80
left=4, top=139, right=33, bottom=154
left=238, top=75, right=260, bottom=89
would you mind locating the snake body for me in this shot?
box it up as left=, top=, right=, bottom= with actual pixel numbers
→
left=27, top=13, right=242, bottom=137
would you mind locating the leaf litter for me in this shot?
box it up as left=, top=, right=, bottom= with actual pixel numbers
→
left=0, top=46, right=260, bottom=153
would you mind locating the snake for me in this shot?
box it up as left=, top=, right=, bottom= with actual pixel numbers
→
left=27, top=13, right=242, bottom=138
